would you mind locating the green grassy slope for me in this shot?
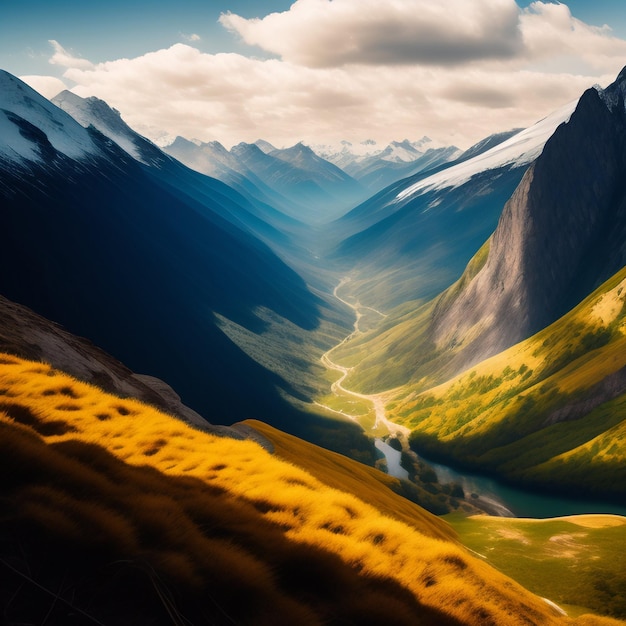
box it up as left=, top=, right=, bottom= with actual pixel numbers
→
left=449, top=514, right=626, bottom=620
left=386, top=266, right=626, bottom=499
left=332, top=240, right=491, bottom=394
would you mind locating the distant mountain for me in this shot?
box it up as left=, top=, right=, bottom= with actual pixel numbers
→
left=311, top=137, right=462, bottom=194
left=232, top=141, right=367, bottom=223
left=52, top=91, right=304, bottom=251
left=347, top=146, right=461, bottom=194
left=162, top=134, right=316, bottom=231
left=0, top=70, right=341, bottom=437
left=328, top=102, right=575, bottom=308
left=334, top=66, right=626, bottom=397
left=254, top=138, right=278, bottom=153
left=164, top=135, right=366, bottom=224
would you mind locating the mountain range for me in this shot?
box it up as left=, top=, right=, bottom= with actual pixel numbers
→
left=2, top=62, right=626, bottom=624
left=165, top=135, right=368, bottom=224
left=331, top=67, right=626, bottom=502
left=0, top=70, right=366, bottom=457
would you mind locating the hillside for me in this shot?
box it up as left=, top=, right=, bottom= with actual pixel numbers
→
left=0, top=352, right=622, bottom=625
left=449, top=514, right=626, bottom=620
left=385, top=265, right=626, bottom=500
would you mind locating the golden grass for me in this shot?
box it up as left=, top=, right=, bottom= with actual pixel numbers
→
left=0, top=353, right=622, bottom=625
left=245, top=418, right=458, bottom=541
left=470, top=514, right=626, bottom=530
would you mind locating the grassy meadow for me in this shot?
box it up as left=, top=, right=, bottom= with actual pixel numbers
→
left=1, top=352, right=623, bottom=624
left=448, top=514, right=626, bottom=620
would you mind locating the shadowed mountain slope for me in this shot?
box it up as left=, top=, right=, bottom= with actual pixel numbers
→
left=327, top=105, right=574, bottom=308
left=0, top=70, right=342, bottom=436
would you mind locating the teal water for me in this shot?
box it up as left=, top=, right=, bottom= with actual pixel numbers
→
left=423, top=456, right=626, bottom=518
left=375, top=439, right=409, bottom=480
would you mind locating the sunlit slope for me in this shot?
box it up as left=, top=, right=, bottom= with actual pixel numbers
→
left=1, top=354, right=618, bottom=625
left=245, top=419, right=462, bottom=538
left=387, top=266, right=626, bottom=499
left=449, top=514, right=626, bottom=620
left=332, top=240, right=492, bottom=394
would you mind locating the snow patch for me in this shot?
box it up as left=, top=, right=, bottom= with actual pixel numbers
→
left=0, top=109, right=42, bottom=162
left=395, top=100, right=576, bottom=202
left=0, top=71, right=98, bottom=162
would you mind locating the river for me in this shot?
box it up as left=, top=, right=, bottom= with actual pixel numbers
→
left=374, top=439, right=409, bottom=480
left=417, top=454, right=626, bottom=518
left=328, top=278, right=626, bottom=519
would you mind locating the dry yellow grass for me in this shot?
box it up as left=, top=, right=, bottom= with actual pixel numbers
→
left=0, top=353, right=623, bottom=625
left=470, top=515, right=626, bottom=530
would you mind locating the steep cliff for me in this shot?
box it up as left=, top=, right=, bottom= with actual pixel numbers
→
left=431, top=68, right=626, bottom=373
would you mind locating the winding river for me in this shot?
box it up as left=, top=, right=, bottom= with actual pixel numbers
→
left=322, top=277, right=626, bottom=518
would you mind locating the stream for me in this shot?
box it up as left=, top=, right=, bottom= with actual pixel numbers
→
left=326, top=278, right=626, bottom=518
left=421, top=455, right=626, bottom=518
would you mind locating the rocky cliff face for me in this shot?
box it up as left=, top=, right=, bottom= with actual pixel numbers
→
left=431, top=67, right=626, bottom=372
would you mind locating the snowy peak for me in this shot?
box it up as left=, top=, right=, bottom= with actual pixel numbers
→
left=395, top=100, right=576, bottom=202
left=254, top=139, right=277, bottom=154
left=0, top=70, right=98, bottom=163
left=379, top=139, right=425, bottom=163
left=457, top=129, right=523, bottom=162
left=52, top=90, right=160, bottom=164
left=595, top=64, right=626, bottom=113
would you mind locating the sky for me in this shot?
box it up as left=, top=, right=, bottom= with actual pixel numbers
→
left=2, top=0, right=626, bottom=150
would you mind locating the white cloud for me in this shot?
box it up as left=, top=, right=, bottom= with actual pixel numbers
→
left=219, top=0, right=524, bottom=67
left=47, top=3, right=626, bottom=151
left=520, top=2, right=626, bottom=73
left=19, top=75, right=68, bottom=99
left=48, top=40, right=94, bottom=70
left=182, top=33, right=202, bottom=42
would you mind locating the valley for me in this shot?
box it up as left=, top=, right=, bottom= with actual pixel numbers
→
left=2, top=61, right=626, bottom=624
left=317, top=277, right=407, bottom=437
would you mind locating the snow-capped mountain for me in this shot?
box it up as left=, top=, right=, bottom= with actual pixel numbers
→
left=329, top=102, right=576, bottom=308
left=0, top=70, right=324, bottom=430
left=395, top=101, right=576, bottom=202
left=0, top=71, right=98, bottom=163
left=310, top=136, right=462, bottom=193
left=52, top=90, right=158, bottom=164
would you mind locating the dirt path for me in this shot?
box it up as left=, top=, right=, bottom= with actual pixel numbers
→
left=318, top=278, right=409, bottom=438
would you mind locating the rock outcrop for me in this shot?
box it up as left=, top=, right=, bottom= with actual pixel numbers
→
left=431, top=67, right=626, bottom=373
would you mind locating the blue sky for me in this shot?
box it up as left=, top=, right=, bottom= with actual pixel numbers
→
left=2, top=1, right=626, bottom=149
left=1, top=1, right=293, bottom=75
